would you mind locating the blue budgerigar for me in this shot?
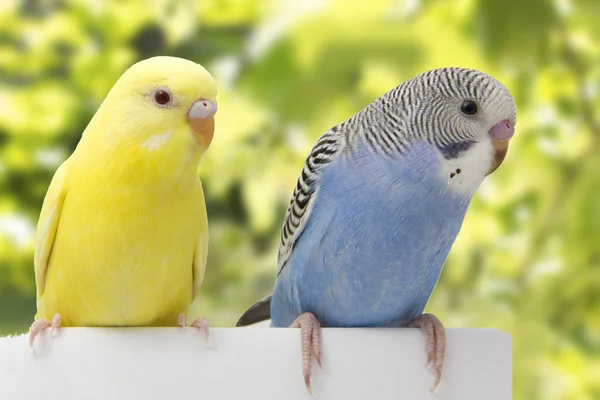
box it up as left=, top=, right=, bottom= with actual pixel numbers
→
left=237, top=68, right=517, bottom=391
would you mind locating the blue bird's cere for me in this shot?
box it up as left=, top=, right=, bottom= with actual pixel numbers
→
left=237, top=67, right=517, bottom=392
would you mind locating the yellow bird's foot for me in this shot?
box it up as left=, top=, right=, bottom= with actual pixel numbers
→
left=29, top=313, right=61, bottom=348
left=191, top=316, right=210, bottom=343
left=178, top=314, right=210, bottom=344
left=407, top=313, right=446, bottom=391
left=290, top=312, right=322, bottom=395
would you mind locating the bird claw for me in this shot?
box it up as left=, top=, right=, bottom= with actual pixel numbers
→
left=29, top=313, right=62, bottom=348
left=408, top=313, right=446, bottom=391
left=178, top=313, right=210, bottom=344
left=290, top=312, right=322, bottom=394
left=190, top=316, right=210, bottom=344
left=178, top=313, right=187, bottom=328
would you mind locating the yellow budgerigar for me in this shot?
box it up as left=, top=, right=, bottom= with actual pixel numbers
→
left=29, top=56, right=217, bottom=346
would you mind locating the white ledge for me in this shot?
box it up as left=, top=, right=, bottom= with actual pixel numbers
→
left=0, top=327, right=511, bottom=400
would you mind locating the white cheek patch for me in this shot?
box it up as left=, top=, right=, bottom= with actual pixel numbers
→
left=141, top=129, right=172, bottom=151
left=441, top=139, right=492, bottom=196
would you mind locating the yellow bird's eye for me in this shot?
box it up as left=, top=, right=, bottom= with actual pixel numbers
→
left=152, top=88, right=173, bottom=107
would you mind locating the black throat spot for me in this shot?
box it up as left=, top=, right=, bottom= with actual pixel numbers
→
left=437, top=140, right=475, bottom=160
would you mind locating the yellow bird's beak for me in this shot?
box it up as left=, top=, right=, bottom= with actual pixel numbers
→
left=187, top=99, right=218, bottom=149
left=486, top=119, right=515, bottom=176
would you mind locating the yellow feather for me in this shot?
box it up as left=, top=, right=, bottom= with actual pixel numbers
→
left=34, top=57, right=216, bottom=327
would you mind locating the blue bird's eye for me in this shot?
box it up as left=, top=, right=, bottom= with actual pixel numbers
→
left=460, top=100, right=478, bottom=116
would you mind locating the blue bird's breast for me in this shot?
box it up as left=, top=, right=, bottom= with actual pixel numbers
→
left=271, top=141, right=472, bottom=327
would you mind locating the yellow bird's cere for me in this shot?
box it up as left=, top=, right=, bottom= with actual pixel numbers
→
left=29, top=56, right=217, bottom=346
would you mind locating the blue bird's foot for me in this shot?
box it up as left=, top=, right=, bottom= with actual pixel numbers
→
left=407, top=313, right=446, bottom=391
left=178, top=314, right=210, bottom=344
left=29, top=313, right=61, bottom=348
left=290, top=312, right=322, bottom=395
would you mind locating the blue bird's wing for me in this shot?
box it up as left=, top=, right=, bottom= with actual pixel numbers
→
left=277, top=128, right=344, bottom=274
left=235, top=128, right=345, bottom=327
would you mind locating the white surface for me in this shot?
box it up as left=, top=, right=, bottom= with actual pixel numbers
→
left=0, top=327, right=511, bottom=400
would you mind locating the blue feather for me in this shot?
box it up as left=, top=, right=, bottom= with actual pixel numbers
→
left=271, top=140, right=471, bottom=327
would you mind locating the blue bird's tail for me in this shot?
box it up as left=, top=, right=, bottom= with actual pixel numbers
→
left=236, top=295, right=272, bottom=326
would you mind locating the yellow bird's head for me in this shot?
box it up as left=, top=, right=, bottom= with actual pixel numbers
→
left=76, top=56, right=218, bottom=186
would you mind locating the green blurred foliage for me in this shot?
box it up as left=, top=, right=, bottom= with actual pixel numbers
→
left=0, top=0, right=599, bottom=398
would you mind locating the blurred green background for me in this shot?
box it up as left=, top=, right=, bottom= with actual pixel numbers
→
left=0, top=0, right=599, bottom=398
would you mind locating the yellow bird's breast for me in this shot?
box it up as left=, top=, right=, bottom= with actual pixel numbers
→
left=38, top=181, right=207, bottom=327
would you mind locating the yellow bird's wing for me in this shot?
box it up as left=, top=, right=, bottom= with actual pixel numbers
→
left=192, top=195, right=209, bottom=299
left=192, top=230, right=208, bottom=300
left=34, top=159, right=70, bottom=303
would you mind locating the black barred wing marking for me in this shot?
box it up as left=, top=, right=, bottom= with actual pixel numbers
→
left=277, top=128, right=343, bottom=274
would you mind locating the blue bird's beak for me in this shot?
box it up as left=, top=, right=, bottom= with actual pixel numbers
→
left=486, top=119, right=515, bottom=176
